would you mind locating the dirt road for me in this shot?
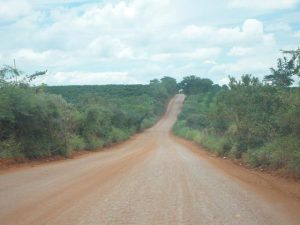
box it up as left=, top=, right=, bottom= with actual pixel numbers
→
left=0, top=94, right=299, bottom=225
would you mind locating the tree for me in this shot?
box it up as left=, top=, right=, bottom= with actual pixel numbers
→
left=149, top=79, right=168, bottom=101
left=160, top=76, right=177, bottom=95
left=179, top=76, right=213, bottom=95
left=0, top=65, right=46, bottom=87
left=229, top=74, right=260, bottom=89
left=264, top=56, right=295, bottom=87
left=282, top=48, right=300, bottom=77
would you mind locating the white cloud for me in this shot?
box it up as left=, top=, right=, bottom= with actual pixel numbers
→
left=228, top=47, right=253, bottom=56
left=228, top=0, right=300, bottom=11
left=151, top=48, right=221, bottom=62
left=88, top=37, right=134, bottom=60
left=182, top=19, right=274, bottom=46
left=35, top=71, right=139, bottom=85
left=79, top=1, right=137, bottom=27
left=242, top=19, right=263, bottom=34
left=208, top=55, right=276, bottom=78
left=0, top=0, right=31, bottom=21
left=15, top=49, right=66, bottom=63
left=3, top=48, right=77, bottom=70
left=183, top=25, right=213, bottom=38
left=203, top=60, right=217, bottom=65
left=0, top=0, right=299, bottom=85
left=266, top=22, right=292, bottom=32
left=219, top=77, right=230, bottom=86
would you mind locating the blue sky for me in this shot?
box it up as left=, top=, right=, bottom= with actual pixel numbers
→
left=0, top=0, right=299, bottom=85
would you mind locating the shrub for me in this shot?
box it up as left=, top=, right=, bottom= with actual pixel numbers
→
left=69, top=135, right=85, bottom=151
left=110, top=127, right=129, bottom=143
left=0, top=137, right=22, bottom=158
left=140, top=117, right=157, bottom=130
left=84, top=137, right=104, bottom=151
left=173, top=121, right=231, bottom=156
left=199, top=133, right=230, bottom=156
left=245, top=136, right=300, bottom=175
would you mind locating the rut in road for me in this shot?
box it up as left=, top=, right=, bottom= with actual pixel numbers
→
left=0, top=94, right=298, bottom=225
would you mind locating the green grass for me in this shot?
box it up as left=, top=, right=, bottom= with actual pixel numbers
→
left=174, top=121, right=300, bottom=177
left=173, top=121, right=230, bottom=156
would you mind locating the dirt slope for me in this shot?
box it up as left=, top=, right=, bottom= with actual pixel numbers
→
left=0, top=94, right=299, bottom=225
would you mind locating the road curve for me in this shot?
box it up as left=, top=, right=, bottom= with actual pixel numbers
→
left=0, top=94, right=299, bottom=225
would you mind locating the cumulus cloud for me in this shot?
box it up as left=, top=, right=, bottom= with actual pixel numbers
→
left=151, top=48, right=221, bottom=62
left=182, top=19, right=274, bottom=46
left=208, top=56, right=276, bottom=79
left=0, top=0, right=299, bottom=85
left=0, top=48, right=76, bottom=71
left=35, top=71, right=139, bottom=85
left=15, top=49, right=66, bottom=63
left=228, top=0, right=300, bottom=11
left=0, top=0, right=31, bottom=21
left=266, top=22, right=292, bottom=32
left=228, top=47, right=253, bottom=56
left=88, top=37, right=134, bottom=60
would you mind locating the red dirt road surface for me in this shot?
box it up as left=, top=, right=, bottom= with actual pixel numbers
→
left=0, top=94, right=300, bottom=225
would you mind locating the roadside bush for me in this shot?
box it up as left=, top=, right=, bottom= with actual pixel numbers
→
left=84, top=136, right=104, bottom=151
left=197, top=133, right=230, bottom=156
left=245, top=136, right=300, bottom=176
left=69, top=135, right=85, bottom=151
left=174, top=70, right=300, bottom=176
left=0, top=66, right=176, bottom=160
left=173, top=121, right=231, bottom=156
left=267, top=137, right=300, bottom=172
left=186, top=114, right=209, bottom=129
left=140, top=117, right=157, bottom=130
left=110, top=127, right=129, bottom=143
left=0, top=137, right=22, bottom=158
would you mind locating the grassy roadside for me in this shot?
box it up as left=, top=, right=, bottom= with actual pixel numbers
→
left=173, top=89, right=300, bottom=178
left=173, top=123, right=300, bottom=179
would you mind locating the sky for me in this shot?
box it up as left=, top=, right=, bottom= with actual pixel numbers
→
left=0, top=0, right=299, bottom=85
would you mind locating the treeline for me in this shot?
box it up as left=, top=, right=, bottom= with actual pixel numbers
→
left=174, top=49, right=300, bottom=176
left=46, top=84, right=150, bottom=103
left=0, top=66, right=177, bottom=159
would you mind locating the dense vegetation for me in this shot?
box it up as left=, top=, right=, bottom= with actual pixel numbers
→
left=174, top=49, right=300, bottom=176
left=0, top=66, right=176, bottom=159
left=1, top=47, right=299, bottom=177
